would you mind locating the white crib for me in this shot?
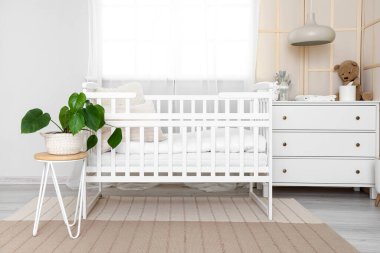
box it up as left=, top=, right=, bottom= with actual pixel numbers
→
left=82, top=89, right=273, bottom=220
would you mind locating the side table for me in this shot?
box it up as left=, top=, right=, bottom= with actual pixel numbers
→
left=33, top=152, right=87, bottom=239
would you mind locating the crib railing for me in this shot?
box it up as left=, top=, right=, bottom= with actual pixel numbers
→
left=84, top=92, right=272, bottom=183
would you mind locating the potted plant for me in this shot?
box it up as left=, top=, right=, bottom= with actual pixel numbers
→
left=21, top=92, right=122, bottom=155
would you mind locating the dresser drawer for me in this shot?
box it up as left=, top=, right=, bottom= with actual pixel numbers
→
left=273, top=105, right=377, bottom=130
left=273, top=132, right=376, bottom=157
left=273, top=158, right=374, bottom=184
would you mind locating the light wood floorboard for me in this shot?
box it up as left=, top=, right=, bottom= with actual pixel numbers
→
left=0, top=184, right=379, bottom=253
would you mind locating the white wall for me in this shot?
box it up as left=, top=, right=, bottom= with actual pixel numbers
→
left=0, top=0, right=88, bottom=179
left=0, top=0, right=366, bottom=181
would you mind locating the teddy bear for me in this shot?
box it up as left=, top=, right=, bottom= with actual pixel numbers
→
left=334, top=60, right=373, bottom=101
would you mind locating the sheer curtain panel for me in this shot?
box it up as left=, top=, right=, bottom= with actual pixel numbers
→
left=87, top=0, right=260, bottom=93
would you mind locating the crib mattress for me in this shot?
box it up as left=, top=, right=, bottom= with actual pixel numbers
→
left=88, top=152, right=268, bottom=167
left=114, top=128, right=267, bottom=154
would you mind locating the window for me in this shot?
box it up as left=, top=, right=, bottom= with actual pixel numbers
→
left=89, top=0, right=259, bottom=86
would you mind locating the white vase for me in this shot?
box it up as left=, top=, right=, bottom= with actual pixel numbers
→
left=339, top=85, right=356, bottom=101
left=41, top=132, right=84, bottom=155
left=375, top=159, right=380, bottom=194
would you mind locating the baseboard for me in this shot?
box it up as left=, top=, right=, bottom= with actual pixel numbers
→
left=0, top=176, right=69, bottom=184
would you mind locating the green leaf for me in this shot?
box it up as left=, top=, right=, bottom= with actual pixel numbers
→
left=68, top=92, right=86, bottom=111
left=68, top=110, right=85, bottom=135
left=95, top=104, right=105, bottom=128
left=86, top=135, right=98, bottom=151
left=107, top=128, right=122, bottom=149
left=83, top=105, right=101, bottom=131
left=95, top=104, right=105, bottom=114
left=59, top=106, right=70, bottom=130
left=21, top=108, right=51, bottom=133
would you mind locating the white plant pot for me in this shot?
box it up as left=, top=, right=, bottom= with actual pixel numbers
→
left=41, top=132, right=84, bottom=155
left=375, top=159, right=380, bottom=194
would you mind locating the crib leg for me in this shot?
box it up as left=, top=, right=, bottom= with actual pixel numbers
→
left=268, top=182, right=272, bottom=220
left=86, top=190, right=102, bottom=218
left=249, top=181, right=272, bottom=221
left=262, top=183, right=269, bottom=198
left=84, top=182, right=102, bottom=218
left=98, top=182, right=103, bottom=198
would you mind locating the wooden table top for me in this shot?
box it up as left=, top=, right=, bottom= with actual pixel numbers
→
left=34, top=152, right=87, bottom=162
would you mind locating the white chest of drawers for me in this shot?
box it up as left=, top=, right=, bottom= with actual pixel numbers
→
left=272, top=101, right=379, bottom=198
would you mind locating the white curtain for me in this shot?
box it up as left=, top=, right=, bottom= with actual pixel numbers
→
left=78, top=0, right=260, bottom=192
left=87, top=0, right=260, bottom=93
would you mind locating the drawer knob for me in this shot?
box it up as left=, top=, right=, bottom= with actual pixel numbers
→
left=283, top=169, right=287, bottom=173
left=356, top=116, right=360, bottom=120
left=356, top=143, right=360, bottom=147
left=356, top=170, right=360, bottom=174
left=283, top=142, right=287, bottom=147
left=282, top=116, right=287, bottom=120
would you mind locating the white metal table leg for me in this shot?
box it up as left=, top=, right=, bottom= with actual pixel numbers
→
left=68, top=161, right=85, bottom=227
left=50, top=162, right=85, bottom=239
left=82, top=160, right=87, bottom=219
left=33, top=163, right=49, bottom=236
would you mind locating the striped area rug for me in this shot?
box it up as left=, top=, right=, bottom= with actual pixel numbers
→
left=1, top=196, right=358, bottom=253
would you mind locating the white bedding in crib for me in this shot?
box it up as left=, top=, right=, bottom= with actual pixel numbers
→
left=115, top=128, right=266, bottom=154
left=88, top=152, right=268, bottom=167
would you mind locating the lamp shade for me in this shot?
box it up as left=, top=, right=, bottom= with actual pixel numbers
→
left=288, top=13, right=335, bottom=46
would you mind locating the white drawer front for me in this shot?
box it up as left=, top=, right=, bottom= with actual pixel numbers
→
left=273, top=105, right=376, bottom=130
left=273, top=132, right=376, bottom=157
left=273, top=158, right=374, bottom=184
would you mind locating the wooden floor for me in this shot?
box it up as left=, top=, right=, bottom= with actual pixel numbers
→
left=0, top=184, right=379, bottom=253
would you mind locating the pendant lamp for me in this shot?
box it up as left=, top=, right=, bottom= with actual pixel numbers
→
left=288, top=0, right=336, bottom=46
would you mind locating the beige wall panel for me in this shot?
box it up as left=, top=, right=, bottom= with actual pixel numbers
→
left=362, top=69, right=373, bottom=92
left=279, top=0, right=304, bottom=31
left=362, top=27, right=374, bottom=66
left=287, top=83, right=300, bottom=99
left=372, top=68, right=380, bottom=100
left=361, top=0, right=380, bottom=100
left=374, top=23, right=380, bottom=64
left=363, top=0, right=374, bottom=26
left=375, top=0, right=380, bottom=20
left=333, top=31, right=357, bottom=65
left=334, top=0, right=357, bottom=28
left=307, top=0, right=331, bottom=26
left=308, top=44, right=331, bottom=68
left=257, top=0, right=363, bottom=97
left=308, top=71, right=330, bottom=95
left=331, top=71, right=343, bottom=95
left=259, top=0, right=277, bottom=30
left=256, top=33, right=276, bottom=81
left=279, top=34, right=301, bottom=98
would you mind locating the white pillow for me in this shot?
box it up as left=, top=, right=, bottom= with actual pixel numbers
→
left=101, top=101, right=167, bottom=153
left=129, top=101, right=167, bottom=142
left=97, top=82, right=145, bottom=112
